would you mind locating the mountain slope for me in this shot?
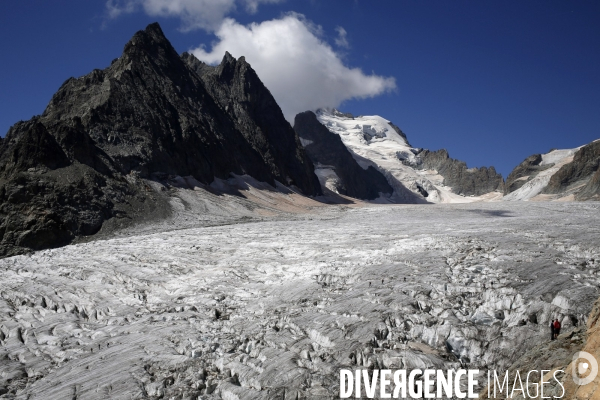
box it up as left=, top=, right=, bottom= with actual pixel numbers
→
left=504, top=153, right=552, bottom=194
left=0, top=23, right=320, bottom=257
left=503, top=140, right=599, bottom=201
left=293, top=110, right=393, bottom=200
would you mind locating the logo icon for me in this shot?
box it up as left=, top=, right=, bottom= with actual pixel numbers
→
left=572, top=351, right=598, bottom=386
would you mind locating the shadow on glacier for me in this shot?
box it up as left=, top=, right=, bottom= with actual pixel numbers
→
left=466, top=209, right=515, bottom=217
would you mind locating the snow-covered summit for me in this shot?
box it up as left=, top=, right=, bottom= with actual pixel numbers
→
left=314, top=109, right=501, bottom=203
left=320, top=108, right=410, bottom=146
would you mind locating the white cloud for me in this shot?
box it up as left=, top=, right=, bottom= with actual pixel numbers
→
left=334, top=26, right=349, bottom=49
left=243, top=0, right=283, bottom=14
left=192, top=15, right=396, bottom=122
left=106, top=0, right=139, bottom=18
left=106, top=0, right=283, bottom=31
left=105, top=2, right=395, bottom=121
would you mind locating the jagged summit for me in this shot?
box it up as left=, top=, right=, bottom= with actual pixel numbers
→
left=0, top=22, right=320, bottom=256
left=221, top=50, right=236, bottom=63
left=141, top=21, right=167, bottom=39
left=124, top=22, right=172, bottom=50
left=183, top=51, right=319, bottom=193
left=118, top=22, right=188, bottom=72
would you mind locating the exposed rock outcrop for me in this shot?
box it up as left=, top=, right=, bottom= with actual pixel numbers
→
left=482, top=294, right=600, bottom=399
left=0, top=22, right=320, bottom=257
left=561, top=294, right=600, bottom=398
left=543, top=140, right=600, bottom=200
left=293, top=110, right=393, bottom=199
left=415, top=149, right=504, bottom=196
left=0, top=117, right=160, bottom=257
left=503, top=140, right=600, bottom=201
left=504, top=153, right=553, bottom=194
left=579, top=168, right=600, bottom=200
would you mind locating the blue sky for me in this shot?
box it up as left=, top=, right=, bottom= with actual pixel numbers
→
left=1, top=1, right=599, bottom=176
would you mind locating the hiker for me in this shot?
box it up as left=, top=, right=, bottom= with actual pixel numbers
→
left=403, top=277, right=406, bottom=282
left=554, top=319, right=561, bottom=339
left=382, top=279, right=384, bottom=284
left=550, top=319, right=556, bottom=340
left=369, top=281, right=371, bottom=287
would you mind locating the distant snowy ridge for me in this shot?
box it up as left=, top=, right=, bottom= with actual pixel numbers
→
left=313, top=109, right=600, bottom=203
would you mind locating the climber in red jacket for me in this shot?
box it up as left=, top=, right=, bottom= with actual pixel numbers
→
left=553, top=319, right=561, bottom=339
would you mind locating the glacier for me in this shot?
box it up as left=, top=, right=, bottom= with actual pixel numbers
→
left=1, top=185, right=598, bottom=399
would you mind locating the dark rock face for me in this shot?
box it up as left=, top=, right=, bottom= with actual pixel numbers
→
left=415, top=149, right=504, bottom=196
left=504, top=153, right=554, bottom=194
left=0, top=22, right=320, bottom=257
left=578, top=168, right=600, bottom=200
left=293, top=111, right=392, bottom=200
left=543, top=140, right=600, bottom=200
left=0, top=120, right=70, bottom=175
left=182, top=52, right=321, bottom=194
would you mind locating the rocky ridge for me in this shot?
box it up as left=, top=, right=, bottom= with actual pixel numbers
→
left=312, top=109, right=599, bottom=203
left=504, top=154, right=551, bottom=194
left=181, top=52, right=320, bottom=194
left=414, top=149, right=504, bottom=196
left=0, top=23, right=321, bottom=257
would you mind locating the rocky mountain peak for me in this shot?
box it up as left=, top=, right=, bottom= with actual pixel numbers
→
left=222, top=50, right=236, bottom=63
left=0, top=22, right=321, bottom=257
left=123, top=22, right=173, bottom=55
left=117, top=23, right=189, bottom=79
left=215, top=51, right=239, bottom=82
left=504, top=141, right=599, bottom=201
left=214, top=52, right=254, bottom=88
